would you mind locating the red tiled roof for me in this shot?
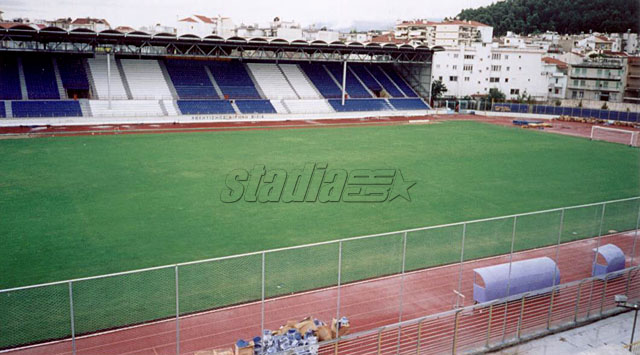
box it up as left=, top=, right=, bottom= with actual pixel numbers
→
left=371, top=34, right=409, bottom=44
left=439, top=19, right=489, bottom=27
left=115, top=26, right=135, bottom=33
left=71, top=17, right=110, bottom=26
left=194, top=15, right=215, bottom=24
left=178, top=17, right=197, bottom=23
left=542, top=57, right=568, bottom=69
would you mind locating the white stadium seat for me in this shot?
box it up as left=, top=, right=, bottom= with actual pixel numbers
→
left=246, top=63, right=299, bottom=100
left=120, top=59, right=173, bottom=100
left=89, top=100, right=164, bottom=117
left=87, top=56, right=128, bottom=100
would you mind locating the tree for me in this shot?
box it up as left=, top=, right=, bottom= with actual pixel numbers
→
left=431, top=80, right=448, bottom=98
left=488, top=88, right=506, bottom=102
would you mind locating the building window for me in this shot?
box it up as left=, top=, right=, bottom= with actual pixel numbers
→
left=505, top=78, right=509, bottom=82
left=505, top=55, right=509, bottom=60
left=579, top=91, right=584, bottom=98
left=492, top=53, right=501, bottom=60
left=438, top=76, right=443, bottom=81
left=454, top=54, right=459, bottom=58
left=452, top=65, right=457, bottom=70
left=449, top=76, right=458, bottom=81
left=510, top=89, right=520, bottom=95
left=580, top=80, right=585, bottom=86
left=554, top=88, right=560, bottom=94
left=572, top=91, right=577, bottom=99
left=464, top=55, right=474, bottom=59
left=490, top=77, right=500, bottom=83
left=491, top=65, right=501, bottom=71
left=463, top=65, right=473, bottom=71
left=464, top=77, right=470, bottom=81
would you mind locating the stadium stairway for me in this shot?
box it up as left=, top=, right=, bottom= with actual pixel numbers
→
left=365, top=65, right=406, bottom=97
left=382, top=66, right=419, bottom=97
left=87, top=55, right=129, bottom=100
left=16, top=57, right=29, bottom=100
left=324, top=63, right=372, bottom=99
left=300, top=63, right=343, bottom=99
left=283, top=99, right=335, bottom=114
left=51, top=58, right=67, bottom=99
left=270, top=100, right=290, bottom=114
left=278, top=64, right=323, bottom=99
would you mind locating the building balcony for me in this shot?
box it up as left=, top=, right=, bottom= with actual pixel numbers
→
left=569, top=73, right=622, bottom=81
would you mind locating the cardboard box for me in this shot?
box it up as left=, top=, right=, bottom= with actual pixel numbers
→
left=234, top=342, right=254, bottom=355
left=316, top=325, right=332, bottom=341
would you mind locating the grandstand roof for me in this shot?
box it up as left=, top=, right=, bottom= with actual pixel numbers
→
left=0, top=25, right=441, bottom=63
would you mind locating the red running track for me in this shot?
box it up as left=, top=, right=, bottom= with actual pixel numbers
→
left=5, top=231, right=637, bottom=355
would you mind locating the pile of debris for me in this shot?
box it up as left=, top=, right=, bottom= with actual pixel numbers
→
left=234, top=316, right=350, bottom=355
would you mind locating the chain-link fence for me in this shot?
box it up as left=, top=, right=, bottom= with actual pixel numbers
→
left=1, top=196, right=639, bottom=354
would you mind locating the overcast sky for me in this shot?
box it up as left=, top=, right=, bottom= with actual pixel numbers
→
left=1, top=0, right=496, bottom=30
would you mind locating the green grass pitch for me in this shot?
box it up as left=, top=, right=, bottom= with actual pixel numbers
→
left=0, top=120, right=639, bottom=348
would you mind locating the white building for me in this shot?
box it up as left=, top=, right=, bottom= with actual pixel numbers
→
left=176, top=15, right=234, bottom=38
left=541, top=57, right=569, bottom=100
left=432, top=42, right=547, bottom=100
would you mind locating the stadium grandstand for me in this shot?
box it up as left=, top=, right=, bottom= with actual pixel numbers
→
left=0, top=24, right=438, bottom=122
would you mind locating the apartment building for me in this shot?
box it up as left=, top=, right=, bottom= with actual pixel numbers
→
left=624, top=56, right=640, bottom=103
left=567, top=55, right=627, bottom=102
left=431, top=41, right=547, bottom=100
left=542, top=57, right=568, bottom=100
left=394, top=19, right=492, bottom=47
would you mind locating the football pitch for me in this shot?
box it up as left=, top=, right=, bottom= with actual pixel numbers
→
left=1, top=120, right=639, bottom=289
left=1, top=119, right=640, bottom=348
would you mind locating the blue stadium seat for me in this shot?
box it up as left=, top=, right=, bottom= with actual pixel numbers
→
left=22, top=56, right=60, bottom=100
left=176, top=100, right=236, bottom=114
left=0, top=101, right=5, bottom=118
left=388, top=98, right=430, bottom=110
left=165, top=60, right=219, bottom=99
left=11, top=101, right=82, bottom=117
left=365, top=65, right=405, bottom=97
left=382, top=66, right=418, bottom=97
left=328, top=99, right=393, bottom=112
left=0, top=56, right=23, bottom=100
left=300, top=63, right=342, bottom=98
left=207, top=61, right=261, bottom=99
left=324, top=63, right=371, bottom=98
left=57, top=56, right=90, bottom=90
left=350, top=64, right=382, bottom=93
left=235, top=100, right=276, bottom=114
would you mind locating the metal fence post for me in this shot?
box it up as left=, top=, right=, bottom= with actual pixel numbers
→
left=415, top=319, right=424, bottom=355
left=456, top=224, right=467, bottom=308
left=516, top=294, right=526, bottom=339
left=336, top=241, right=343, bottom=322
left=587, top=203, right=606, bottom=319
left=574, top=281, right=583, bottom=323
left=546, top=288, right=556, bottom=330
left=483, top=304, right=494, bottom=348
left=175, top=265, right=180, bottom=355
left=553, top=209, right=565, bottom=286
left=599, top=276, right=608, bottom=316
left=261, top=252, right=265, bottom=336
left=397, top=232, right=408, bottom=354
left=452, top=310, right=461, bottom=355
left=68, top=281, right=76, bottom=355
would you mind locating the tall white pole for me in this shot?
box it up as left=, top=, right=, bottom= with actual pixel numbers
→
left=341, top=60, right=347, bottom=106
left=107, top=52, right=112, bottom=110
